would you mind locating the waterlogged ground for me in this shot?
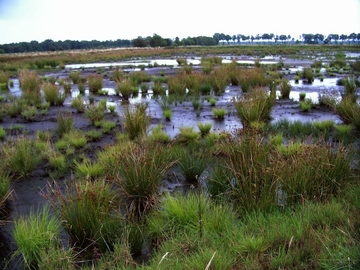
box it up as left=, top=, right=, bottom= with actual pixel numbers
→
left=0, top=55, right=355, bottom=268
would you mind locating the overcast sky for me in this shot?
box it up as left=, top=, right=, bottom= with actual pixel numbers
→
left=0, top=0, right=359, bottom=44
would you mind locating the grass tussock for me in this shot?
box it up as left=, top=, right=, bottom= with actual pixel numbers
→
left=122, top=103, right=150, bottom=140
left=233, top=87, right=275, bottom=127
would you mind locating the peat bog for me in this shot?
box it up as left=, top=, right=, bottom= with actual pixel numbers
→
left=0, top=45, right=360, bottom=269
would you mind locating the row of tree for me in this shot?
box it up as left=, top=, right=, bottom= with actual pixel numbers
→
left=1, top=32, right=359, bottom=54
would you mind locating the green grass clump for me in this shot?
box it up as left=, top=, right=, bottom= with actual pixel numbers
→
left=21, top=106, right=38, bottom=121
left=210, top=66, right=229, bottom=95
left=71, top=95, right=85, bottom=113
left=42, top=82, right=60, bottom=106
left=63, top=130, right=87, bottom=149
left=212, top=108, right=227, bottom=119
left=69, top=71, right=81, bottom=84
left=18, top=69, right=41, bottom=97
left=177, top=126, right=200, bottom=144
left=151, top=81, right=165, bottom=96
left=2, top=136, right=41, bottom=179
left=209, top=97, right=217, bottom=106
left=163, top=109, right=172, bottom=121
left=87, top=74, right=103, bottom=94
left=171, top=146, right=209, bottom=184
left=299, top=98, right=313, bottom=112
left=129, top=71, right=151, bottom=85
left=112, top=141, right=174, bottom=219
left=101, top=120, right=117, bottom=133
left=279, top=79, right=291, bottom=99
left=56, top=111, right=74, bottom=136
left=334, top=124, right=353, bottom=144
left=74, top=158, right=104, bottom=179
left=302, top=67, right=315, bottom=83
left=12, top=205, right=61, bottom=269
left=233, top=87, right=275, bottom=127
left=116, top=79, right=137, bottom=101
left=148, top=124, right=171, bottom=144
left=299, top=92, right=306, bottom=100
left=48, top=153, right=67, bottom=175
left=215, top=131, right=275, bottom=213
left=85, top=102, right=106, bottom=125
left=122, top=103, right=150, bottom=140
left=85, top=129, right=103, bottom=141
left=335, top=96, right=360, bottom=130
left=197, top=122, right=212, bottom=137
left=44, top=179, right=122, bottom=252
left=0, top=126, right=6, bottom=140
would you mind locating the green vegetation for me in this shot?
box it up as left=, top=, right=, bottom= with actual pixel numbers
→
left=122, top=103, right=150, bottom=140
left=12, top=205, right=61, bottom=269
left=233, top=87, right=275, bottom=127
left=1, top=45, right=360, bottom=269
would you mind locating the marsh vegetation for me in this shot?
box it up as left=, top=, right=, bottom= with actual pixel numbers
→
left=0, top=45, right=360, bottom=269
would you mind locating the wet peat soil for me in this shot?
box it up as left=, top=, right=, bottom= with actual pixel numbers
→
left=0, top=58, right=347, bottom=268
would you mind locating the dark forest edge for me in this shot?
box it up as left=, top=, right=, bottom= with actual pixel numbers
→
left=1, top=32, right=360, bottom=54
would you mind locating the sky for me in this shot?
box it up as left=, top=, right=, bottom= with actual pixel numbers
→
left=0, top=0, right=359, bottom=44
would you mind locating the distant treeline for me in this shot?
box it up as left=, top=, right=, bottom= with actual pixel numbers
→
left=1, top=32, right=359, bottom=54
